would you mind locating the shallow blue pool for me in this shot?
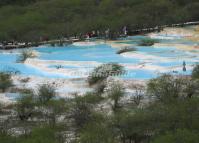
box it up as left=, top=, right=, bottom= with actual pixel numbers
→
left=34, top=44, right=139, bottom=63
left=0, top=35, right=198, bottom=79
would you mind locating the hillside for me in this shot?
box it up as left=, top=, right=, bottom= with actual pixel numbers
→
left=0, top=0, right=199, bottom=41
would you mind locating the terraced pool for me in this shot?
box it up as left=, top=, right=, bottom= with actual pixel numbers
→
left=0, top=34, right=199, bottom=80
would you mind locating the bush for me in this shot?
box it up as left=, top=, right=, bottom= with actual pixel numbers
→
left=0, top=126, right=60, bottom=143
left=37, top=84, right=56, bottom=104
left=25, top=126, right=60, bottom=143
left=17, top=50, right=36, bottom=63
left=79, top=122, right=115, bottom=143
left=147, top=74, right=198, bottom=102
left=0, top=72, right=13, bottom=92
left=88, top=63, right=125, bottom=85
left=81, top=92, right=104, bottom=104
left=71, top=95, right=93, bottom=128
left=16, top=92, right=35, bottom=121
left=192, top=65, right=199, bottom=79
left=116, top=47, right=137, bottom=54
left=139, top=38, right=158, bottom=46
left=107, top=82, right=125, bottom=110
left=152, top=129, right=199, bottom=143
left=0, top=133, right=16, bottom=143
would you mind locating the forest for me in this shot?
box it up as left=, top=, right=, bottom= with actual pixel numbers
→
left=0, top=1, right=199, bottom=143
left=0, top=0, right=199, bottom=41
left=0, top=63, right=199, bottom=143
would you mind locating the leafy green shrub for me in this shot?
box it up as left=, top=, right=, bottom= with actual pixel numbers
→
left=45, top=99, right=69, bottom=127
left=0, top=72, right=13, bottom=92
left=147, top=74, right=199, bottom=102
left=107, top=83, right=125, bottom=110
left=16, top=92, right=35, bottom=121
left=0, top=133, right=16, bottom=143
left=152, top=129, right=199, bottom=143
left=26, top=126, right=60, bottom=143
left=147, top=74, right=186, bottom=102
left=192, top=65, right=199, bottom=79
left=139, top=38, right=158, bottom=46
left=88, top=63, right=125, bottom=85
left=37, top=84, right=56, bottom=104
left=116, top=47, right=137, bottom=54
left=80, top=92, right=104, bottom=104
left=0, top=126, right=60, bottom=143
left=17, top=50, right=36, bottom=63
left=72, top=95, right=93, bottom=128
left=79, top=122, right=115, bottom=143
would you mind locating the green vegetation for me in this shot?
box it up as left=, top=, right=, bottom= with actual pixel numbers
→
left=139, top=38, right=158, bottom=46
left=107, top=82, right=125, bottom=110
left=1, top=65, right=199, bottom=142
left=16, top=92, right=34, bottom=121
left=88, top=63, right=125, bottom=85
left=0, top=126, right=62, bottom=143
left=151, top=129, right=199, bottom=143
left=0, top=72, right=13, bottom=92
left=37, top=84, right=56, bottom=104
left=17, top=50, right=36, bottom=63
left=79, top=120, right=115, bottom=143
left=192, top=64, right=199, bottom=79
left=0, top=0, right=199, bottom=41
left=116, top=47, right=136, bottom=54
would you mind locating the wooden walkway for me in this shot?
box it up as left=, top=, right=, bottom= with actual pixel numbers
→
left=0, top=38, right=80, bottom=50
left=0, top=21, right=199, bottom=50
left=131, top=21, right=199, bottom=34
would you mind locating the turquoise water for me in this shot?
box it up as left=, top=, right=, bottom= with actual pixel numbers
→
left=0, top=36, right=199, bottom=79
left=34, top=44, right=139, bottom=63
left=5, top=93, right=20, bottom=101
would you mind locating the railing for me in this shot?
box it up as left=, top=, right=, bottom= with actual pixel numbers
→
left=131, top=21, right=199, bottom=33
